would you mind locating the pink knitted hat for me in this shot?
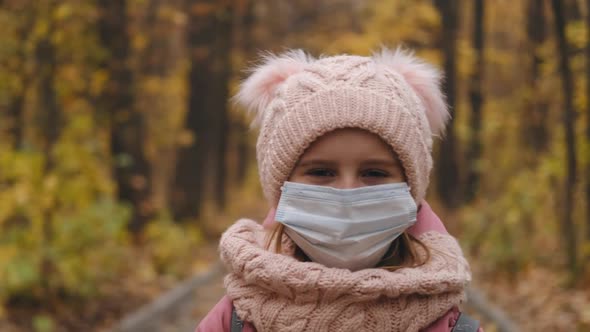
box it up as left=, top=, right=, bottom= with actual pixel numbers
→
left=235, top=48, right=449, bottom=204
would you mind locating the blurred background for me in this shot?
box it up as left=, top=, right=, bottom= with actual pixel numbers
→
left=0, top=0, right=589, bottom=331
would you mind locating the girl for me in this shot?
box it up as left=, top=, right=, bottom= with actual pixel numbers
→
left=196, top=48, right=481, bottom=332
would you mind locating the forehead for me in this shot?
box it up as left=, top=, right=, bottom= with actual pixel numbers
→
left=299, top=128, right=396, bottom=161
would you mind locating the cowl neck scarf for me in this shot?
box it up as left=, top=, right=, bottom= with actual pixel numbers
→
left=220, top=202, right=471, bottom=332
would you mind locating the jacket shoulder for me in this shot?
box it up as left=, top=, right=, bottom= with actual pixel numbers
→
left=195, top=296, right=257, bottom=332
left=422, top=307, right=482, bottom=332
left=195, top=295, right=233, bottom=332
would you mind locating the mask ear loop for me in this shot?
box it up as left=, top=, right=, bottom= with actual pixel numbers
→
left=262, top=207, right=277, bottom=229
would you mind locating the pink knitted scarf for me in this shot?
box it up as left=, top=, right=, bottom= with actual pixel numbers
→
left=220, top=219, right=471, bottom=332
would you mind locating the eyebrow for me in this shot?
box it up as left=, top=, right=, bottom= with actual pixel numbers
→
left=297, top=158, right=400, bottom=168
left=296, top=159, right=336, bottom=168
left=361, top=158, right=400, bottom=167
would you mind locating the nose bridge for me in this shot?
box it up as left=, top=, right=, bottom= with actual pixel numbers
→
left=336, top=166, right=362, bottom=189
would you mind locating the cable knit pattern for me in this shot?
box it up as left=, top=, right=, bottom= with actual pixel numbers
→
left=220, top=219, right=471, bottom=332
left=235, top=49, right=449, bottom=206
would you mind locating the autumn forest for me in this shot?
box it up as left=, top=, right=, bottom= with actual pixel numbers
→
left=0, top=0, right=589, bottom=331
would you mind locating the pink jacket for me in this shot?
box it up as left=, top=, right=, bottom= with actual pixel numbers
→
left=196, top=202, right=482, bottom=332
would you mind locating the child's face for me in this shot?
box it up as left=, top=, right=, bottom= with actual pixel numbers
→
left=289, top=128, right=405, bottom=188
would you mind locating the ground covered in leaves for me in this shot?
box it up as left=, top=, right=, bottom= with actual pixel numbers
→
left=470, top=262, right=590, bottom=332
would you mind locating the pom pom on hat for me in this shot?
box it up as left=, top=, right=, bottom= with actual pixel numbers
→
left=372, top=47, right=449, bottom=136
left=234, top=50, right=314, bottom=127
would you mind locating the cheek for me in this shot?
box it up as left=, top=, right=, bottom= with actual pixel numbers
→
left=364, top=176, right=402, bottom=186
left=287, top=168, right=310, bottom=184
left=392, top=174, right=405, bottom=183
left=395, top=163, right=407, bottom=180
left=391, top=166, right=406, bottom=182
left=288, top=172, right=302, bottom=182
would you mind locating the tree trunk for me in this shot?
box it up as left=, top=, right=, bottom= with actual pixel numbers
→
left=36, top=32, right=59, bottom=296
left=0, top=0, right=32, bottom=149
left=98, top=0, right=153, bottom=234
left=36, top=37, right=59, bottom=163
left=9, top=5, right=36, bottom=150
left=235, top=120, right=250, bottom=185
left=565, top=0, right=583, bottom=21
left=234, top=0, right=255, bottom=185
left=551, top=0, right=579, bottom=278
left=524, top=0, right=549, bottom=153
left=212, top=4, right=233, bottom=210
left=139, top=0, right=186, bottom=213
left=465, top=0, right=485, bottom=203
left=586, top=0, right=590, bottom=249
left=7, top=91, right=25, bottom=149
left=434, top=0, right=461, bottom=208
left=172, top=2, right=215, bottom=220
left=173, top=1, right=233, bottom=220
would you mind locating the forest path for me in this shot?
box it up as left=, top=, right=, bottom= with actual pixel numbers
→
left=161, top=264, right=226, bottom=332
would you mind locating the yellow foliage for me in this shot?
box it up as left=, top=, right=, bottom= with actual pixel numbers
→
left=89, top=69, right=109, bottom=97
left=566, top=20, right=587, bottom=50
left=1, top=0, right=589, bottom=329
left=53, top=3, right=73, bottom=21
left=144, top=215, right=203, bottom=278
left=132, top=33, right=148, bottom=52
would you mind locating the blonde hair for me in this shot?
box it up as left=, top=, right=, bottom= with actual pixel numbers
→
left=264, top=222, right=430, bottom=271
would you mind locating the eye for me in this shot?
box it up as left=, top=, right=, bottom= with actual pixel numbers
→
left=305, top=168, right=336, bottom=177
left=362, top=169, right=389, bottom=178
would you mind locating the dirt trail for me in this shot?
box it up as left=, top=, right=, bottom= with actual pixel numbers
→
left=142, top=266, right=226, bottom=332
left=179, top=269, right=225, bottom=331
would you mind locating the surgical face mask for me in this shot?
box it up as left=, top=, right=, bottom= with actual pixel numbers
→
left=275, top=181, right=417, bottom=271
